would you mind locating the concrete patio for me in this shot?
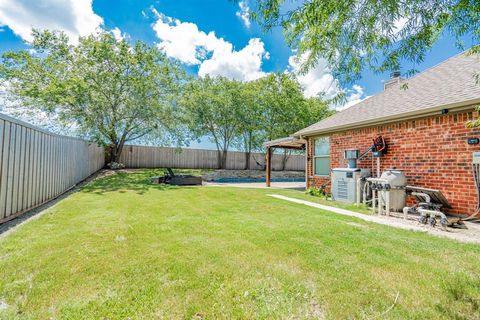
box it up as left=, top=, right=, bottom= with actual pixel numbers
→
left=203, top=181, right=306, bottom=190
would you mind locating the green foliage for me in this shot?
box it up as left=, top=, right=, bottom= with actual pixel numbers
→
left=305, top=187, right=324, bottom=197
left=255, top=72, right=307, bottom=141
left=0, top=29, right=185, bottom=162
left=251, top=0, right=480, bottom=83
left=181, top=76, right=246, bottom=168
left=251, top=73, right=333, bottom=170
left=232, top=80, right=266, bottom=168
left=182, top=73, right=333, bottom=168
left=466, top=105, right=480, bottom=128
left=436, top=272, right=480, bottom=319
left=250, top=72, right=333, bottom=142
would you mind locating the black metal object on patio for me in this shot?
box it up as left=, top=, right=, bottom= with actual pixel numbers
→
left=152, top=168, right=202, bottom=186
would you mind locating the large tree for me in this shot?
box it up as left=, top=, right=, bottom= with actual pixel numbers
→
left=182, top=76, right=245, bottom=169
left=233, top=80, right=265, bottom=169
left=0, top=30, right=184, bottom=163
left=257, top=73, right=306, bottom=142
left=251, top=1, right=480, bottom=83
left=255, top=73, right=333, bottom=170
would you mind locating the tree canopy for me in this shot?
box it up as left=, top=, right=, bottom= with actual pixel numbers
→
left=1, top=28, right=335, bottom=168
left=232, top=80, right=265, bottom=169
left=0, top=30, right=185, bottom=163
left=181, top=76, right=246, bottom=169
left=182, top=73, right=333, bottom=169
left=256, top=73, right=321, bottom=141
left=251, top=0, right=480, bottom=83
left=253, top=73, right=333, bottom=169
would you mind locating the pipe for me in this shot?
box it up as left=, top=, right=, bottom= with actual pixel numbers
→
left=376, top=157, right=381, bottom=177
left=418, top=208, right=448, bottom=229
left=363, top=181, right=369, bottom=206
left=371, top=188, right=377, bottom=214
left=385, top=189, right=390, bottom=216
left=411, top=192, right=430, bottom=203
left=378, top=187, right=383, bottom=216
left=356, top=178, right=362, bottom=204
left=465, top=163, right=480, bottom=220
left=366, top=178, right=390, bottom=216
left=418, top=208, right=447, bottom=220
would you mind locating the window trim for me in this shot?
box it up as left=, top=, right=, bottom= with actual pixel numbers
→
left=313, top=136, right=330, bottom=177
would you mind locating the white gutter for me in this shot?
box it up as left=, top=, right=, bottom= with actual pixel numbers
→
left=294, top=100, right=480, bottom=137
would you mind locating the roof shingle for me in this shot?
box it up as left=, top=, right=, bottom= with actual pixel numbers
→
left=296, top=52, right=480, bottom=136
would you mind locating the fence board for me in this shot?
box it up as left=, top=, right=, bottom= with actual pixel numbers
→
left=0, top=113, right=105, bottom=224
left=5, top=123, right=16, bottom=217
left=0, top=120, right=5, bottom=220
left=119, top=145, right=305, bottom=171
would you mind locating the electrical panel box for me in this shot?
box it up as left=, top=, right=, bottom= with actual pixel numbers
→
left=473, top=152, right=480, bottom=164
left=331, top=168, right=370, bottom=203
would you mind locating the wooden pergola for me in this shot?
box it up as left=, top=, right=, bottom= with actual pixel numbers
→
left=264, top=136, right=306, bottom=187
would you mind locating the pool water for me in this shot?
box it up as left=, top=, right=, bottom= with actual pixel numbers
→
left=211, top=177, right=305, bottom=183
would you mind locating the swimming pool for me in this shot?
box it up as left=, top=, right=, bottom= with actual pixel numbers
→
left=210, top=177, right=305, bottom=183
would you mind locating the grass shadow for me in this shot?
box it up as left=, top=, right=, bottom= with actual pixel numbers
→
left=80, top=169, right=183, bottom=195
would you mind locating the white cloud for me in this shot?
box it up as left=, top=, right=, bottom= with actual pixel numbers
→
left=288, top=55, right=339, bottom=99
left=288, top=53, right=367, bottom=109
left=340, top=85, right=369, bottom=110
left=151, top=9, right=268, bottom=81
left=0, top=0, right=103, bottom=43
left=198, top=38, right=267, bottom=81
left=110, top=27, right=126, bottom=41
left=236, top=1, right=251, bottom=28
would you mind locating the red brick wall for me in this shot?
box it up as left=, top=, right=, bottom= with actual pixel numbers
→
left=307, top=110, right=480, bottom=215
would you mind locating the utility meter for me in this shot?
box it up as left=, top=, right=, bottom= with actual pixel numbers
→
left=473, top=152, right=480, bottom=164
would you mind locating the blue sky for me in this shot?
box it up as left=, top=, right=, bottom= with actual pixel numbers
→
left=0, top=0, right=471, bottom=148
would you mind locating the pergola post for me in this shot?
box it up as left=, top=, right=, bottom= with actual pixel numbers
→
left=266, top=146, right=271, bottom=187
left=264, top=136, right=306, bottom=188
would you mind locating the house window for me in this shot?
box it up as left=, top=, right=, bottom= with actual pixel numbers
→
left=314, top=137, right=330, bottom=176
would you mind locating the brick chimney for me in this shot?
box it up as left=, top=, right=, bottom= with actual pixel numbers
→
left=383, top=71, right=402, bottom=90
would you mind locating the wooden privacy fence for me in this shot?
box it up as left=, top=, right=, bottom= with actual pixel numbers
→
left=119, top=145, right=305, bottom=171
left=0, top=113, right=105, bottom=224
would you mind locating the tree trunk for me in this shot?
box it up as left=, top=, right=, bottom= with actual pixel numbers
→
left=107, top=141, right=126, bottom=164
left=217, top=150, right=222, bottom=169
left=280, top=149, right=291, bottom=171
left=222, top=149, right=228, bottom=169
left=216, top=149, right=228, bottom=169
left=244, top=151, right=251, bottom=170
left=244, top=132, right=252, bottom=170
left=107, top=144, right=118, bottom=163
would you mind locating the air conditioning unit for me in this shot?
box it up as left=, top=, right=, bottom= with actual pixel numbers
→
left=332, top=168, right=370, bottom=203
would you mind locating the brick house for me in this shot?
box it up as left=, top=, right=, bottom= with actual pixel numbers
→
left=295, top=53, right=480, bottom=216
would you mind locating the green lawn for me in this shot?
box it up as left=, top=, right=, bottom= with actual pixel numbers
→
left=0, top=169, right=479, bottom=319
